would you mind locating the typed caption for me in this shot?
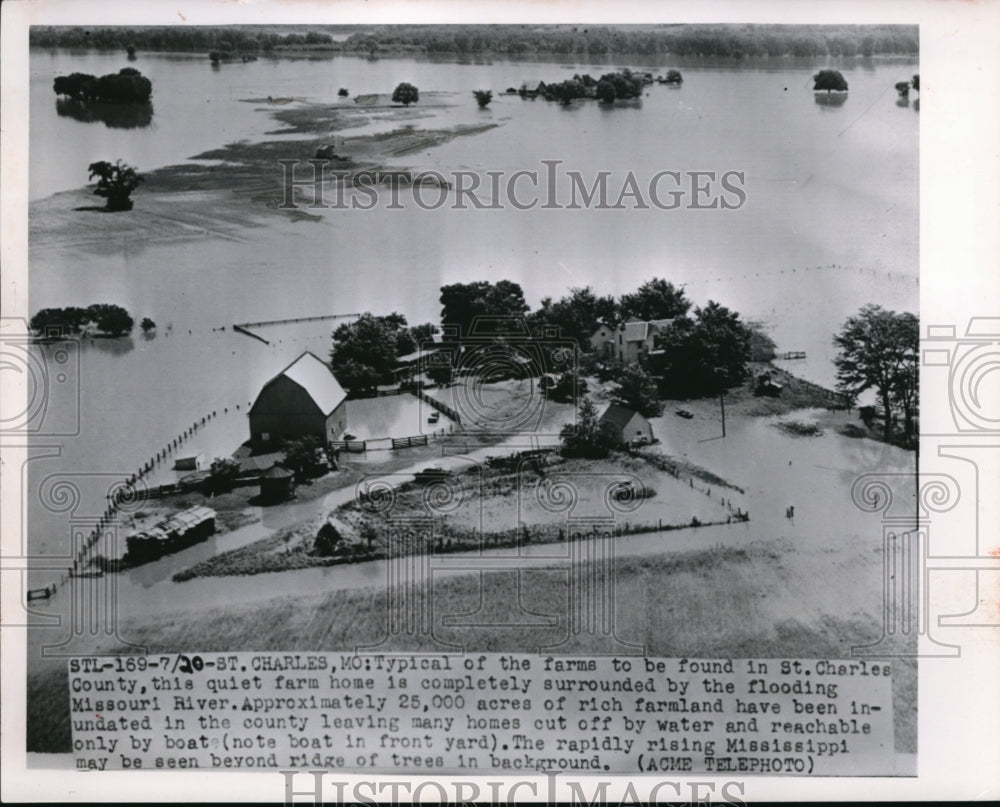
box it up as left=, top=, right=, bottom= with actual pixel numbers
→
left=69, top=653, right=893, bottom=775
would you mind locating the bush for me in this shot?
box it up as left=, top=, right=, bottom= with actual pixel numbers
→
left=314, top=522, right=342, bottom=557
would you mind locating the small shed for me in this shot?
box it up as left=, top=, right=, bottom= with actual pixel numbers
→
left=173, top=452, right=205, bottom=471
left=260, top=464, right=295, bottom=502
left=599, top=404, right=654, bottom=447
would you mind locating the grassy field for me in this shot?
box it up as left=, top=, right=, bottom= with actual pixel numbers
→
left=26, top=540, right=916, bottom=755
left=168, top=449, right=740, bottom=580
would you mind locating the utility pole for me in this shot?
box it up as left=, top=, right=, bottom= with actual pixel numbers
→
left=719, top=392, right=726, bottom=437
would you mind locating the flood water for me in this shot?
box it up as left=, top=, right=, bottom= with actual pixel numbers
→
left=26, top=50, right=918, bottom=595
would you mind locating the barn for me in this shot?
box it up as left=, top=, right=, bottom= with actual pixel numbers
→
left=249, top=352, right=347, bottom=449
left=599, top=403, right=654, bottom=447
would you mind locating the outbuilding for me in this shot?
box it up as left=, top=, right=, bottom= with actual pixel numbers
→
left=259, top=464, right=295, bottom=502
left=599, top=403, right=654, bottom=447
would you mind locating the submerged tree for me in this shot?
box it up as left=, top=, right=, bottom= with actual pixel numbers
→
left=392, top=82, right=419, bottom=106
left=813, top=69, right=848, bottom=93
left=595, top=79, right=616, bottom=104
left=87, top=159, right=143, bottom=211
left=473, top=89, right=493, bottom=108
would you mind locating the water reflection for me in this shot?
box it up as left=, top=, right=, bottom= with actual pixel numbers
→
left=896, top=96, right=910, bottom=108
left=814, top=92, right=848, bottom=108
left=55, top=97, right=154, bottom=129
left=81, top=335, right=135, bottom=357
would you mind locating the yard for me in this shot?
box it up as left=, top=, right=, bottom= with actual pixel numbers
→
left=346, top=392, right=455, bottom=441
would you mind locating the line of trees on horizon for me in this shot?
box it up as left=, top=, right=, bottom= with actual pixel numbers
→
left=30, top=24, right=918, bottom=58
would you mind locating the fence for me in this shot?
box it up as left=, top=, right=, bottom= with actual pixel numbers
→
left=232, top=313, right=360, bottom=344
left=330, top=439, right=367, bottom=453
left=233, top=323, right=270, bottom=345
left=414, top=388, right=462, bottom=424
left=391, top=434, right=429, bottom=449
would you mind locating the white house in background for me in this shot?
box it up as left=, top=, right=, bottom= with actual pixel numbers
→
left=591, top=318, right=676, bottom=363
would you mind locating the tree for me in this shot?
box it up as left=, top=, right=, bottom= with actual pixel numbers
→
left=330, top=312, right=411, bottom=394
left=560, top=398, right=616, bottom=459
left=88, top=159, right=143, bottom=211
left=140, top=317, right=156, bottom=333
left=29, top=306, right=90, bottom=335
left=747, top=323, right=777, bottom=361
left=599, top=68, right=642, bottom=100
left=426, top=362, right=453, bottom=386
left=53, top=68, right=151, bottom=103
left=664, top=69, right=683, bottom=84
left=833, top=305, right=918, bottom=442
left=895, top=81, right=910, bottom=96
left=314, top=522, right=342, bottom=557
left=653, top=301, right=752, bottom=397
left=595, top=79, right=616, bottom=104
left=911, top=74, right=919, bottom=92
left=338, top=87, right=349, bottom=97
left=86, top=303, right=134, bottom=336
left=440, top=280, right=529, bottom=339
left=282, top=435, right=323, bottom=479
left=619, top=277, right=691, bottom=321
left=610, top=363, right=664, bottom=417
left=207, top=456, right=240, bottom=493
left=548, top=369, right=587, bottom=403
left=333, top=358, right=382, bottom=397
left=392, top=82, right=419, bottom=106
left=53, top=73, right=96, bottom=100
left=813, top=69, right=848, bottom=93
left=530, top=286, right=619, bottom=348
left=473, top=89, right=493, bottom=108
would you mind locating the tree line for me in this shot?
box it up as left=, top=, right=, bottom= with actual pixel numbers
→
left=30, top=24, right=918, bottom=58
left=29, top=304, right=136, bottom=338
